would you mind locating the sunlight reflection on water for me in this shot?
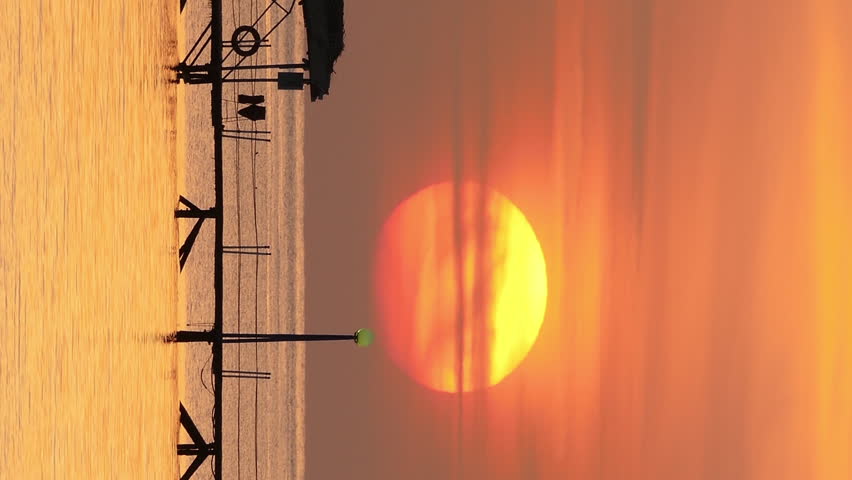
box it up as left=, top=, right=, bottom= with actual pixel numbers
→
left=0, top=2, right=180, bottom=477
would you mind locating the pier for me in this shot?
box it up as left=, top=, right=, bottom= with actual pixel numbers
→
left=171, top=1, right=357, bottom=479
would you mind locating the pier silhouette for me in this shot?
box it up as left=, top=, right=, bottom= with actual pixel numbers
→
left=171, top=1, right=357, bottom=479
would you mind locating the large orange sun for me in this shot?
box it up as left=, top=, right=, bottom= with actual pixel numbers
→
left=374, top=182, right=547, bottom=393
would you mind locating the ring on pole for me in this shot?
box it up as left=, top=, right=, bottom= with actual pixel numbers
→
left=231, top=25, right=261, bottom=57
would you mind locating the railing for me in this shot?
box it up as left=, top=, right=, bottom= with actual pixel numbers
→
left=171, top=2, right=370, bottom=479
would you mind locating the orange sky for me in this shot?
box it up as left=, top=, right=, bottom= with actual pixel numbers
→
left=303, top=1, right=851, bottom=479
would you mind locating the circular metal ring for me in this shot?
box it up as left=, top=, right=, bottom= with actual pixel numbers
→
left=231, top=25, right=261, bottom=57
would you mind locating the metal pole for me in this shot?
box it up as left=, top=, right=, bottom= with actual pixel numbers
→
left=171, top=332, right=360, bottom=343
left=222, top=78, right=280, bottom=83
left=221, top=249, right=271, bottom=256
left=221, top=333, right=356, bottom=343
left=210, top=0, right=224, bottom=476
left=221, top=63, right=307, bottom=71
left=222, top=134, right=272, bottom=142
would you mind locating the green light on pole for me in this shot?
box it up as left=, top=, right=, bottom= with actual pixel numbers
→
left=354, top=328, right=375, bottom=347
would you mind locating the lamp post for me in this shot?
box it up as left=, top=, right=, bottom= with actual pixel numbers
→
left=171, top=328, right=375, bottom=347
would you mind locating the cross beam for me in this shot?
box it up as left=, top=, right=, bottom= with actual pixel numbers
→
left=178, top=403, right=215, bottom=480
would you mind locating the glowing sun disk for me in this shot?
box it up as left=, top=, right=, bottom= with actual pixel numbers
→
left=374, top=182, right=547, bottom=393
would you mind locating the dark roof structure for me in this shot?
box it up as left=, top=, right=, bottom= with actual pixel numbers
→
left=302, top=0, right=345, bottom=101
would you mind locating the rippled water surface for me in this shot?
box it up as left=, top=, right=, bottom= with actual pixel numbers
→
left=1, top=2, right=180, bottom=477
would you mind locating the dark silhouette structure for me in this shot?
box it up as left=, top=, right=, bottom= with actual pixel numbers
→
left=171, top=330, right=369, bottom=344
left=171, top=2, right=355, bottom=479
left=173, top=0, right=347, bottom=102
left=178, top=403, right=215, bottom=480
left=175, top=196, right=215, bottom=271
left=302, top=0, right=346, bottom=100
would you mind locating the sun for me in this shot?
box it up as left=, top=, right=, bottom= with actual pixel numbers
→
left=374, top=182, right=547, bottom=393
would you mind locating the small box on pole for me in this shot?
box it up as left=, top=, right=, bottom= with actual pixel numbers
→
left=277, top=72, right=305, bottom=91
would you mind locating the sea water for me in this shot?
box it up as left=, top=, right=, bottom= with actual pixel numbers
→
left=1, top=2, right=180, bottom=477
